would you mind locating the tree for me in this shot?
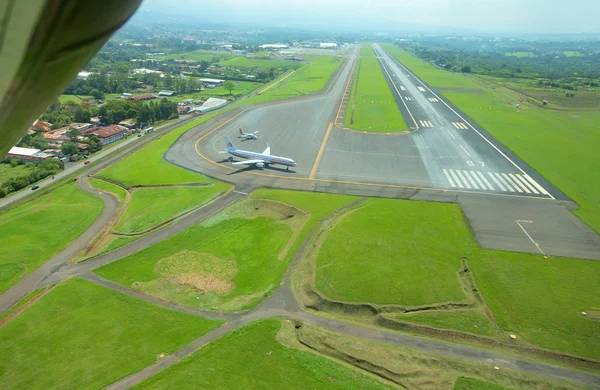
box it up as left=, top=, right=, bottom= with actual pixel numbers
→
left=74, top=106, right=91, bottom=123
left=87, top=135, right=103, bottom=152
left=224, top=81, right=235, bottom=95
left=66, top=128, right=82, bottom=141
left=90, top=88, right=105, bottom=101
left=61, top=142, right=79, bottom=156
left=116, top=85, right=126, bottom=94
left=461, top=65, right=471, bottom=73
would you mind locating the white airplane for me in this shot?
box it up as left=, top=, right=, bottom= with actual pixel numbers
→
left=222, top=136, right=297, bottom=170
left=238, top=128, right=259, bottom=140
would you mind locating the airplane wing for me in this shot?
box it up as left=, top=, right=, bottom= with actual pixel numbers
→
left=232, top=159, right=265, bottom=165
left=262, top=146, right=271, bottom=155
left=252, top=131, right=260, bottom=134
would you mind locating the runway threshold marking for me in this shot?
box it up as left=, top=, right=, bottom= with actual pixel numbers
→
left=310, top=122, right=333, bottom=179
left=380, top=46, right=556, bottom=200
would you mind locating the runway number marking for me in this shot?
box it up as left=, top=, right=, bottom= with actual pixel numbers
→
left=400, top=86, right=406, bottom=91
left=405, top=96, right=412, bottom=101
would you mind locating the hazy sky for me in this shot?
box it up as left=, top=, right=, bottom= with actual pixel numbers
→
left=140, top=0, right=599, bottom=34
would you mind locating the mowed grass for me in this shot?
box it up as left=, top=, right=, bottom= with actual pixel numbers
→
left=0, top=183, right=103, bottom=293
left=469, top=251, right=600, bottom=359
left=315, top=198, right=467, bottom=306
left=503, top=51, right=537, bottom=58
left=0, top=278, right=222, bottom=389
left=134, top=319, right=390, bottom=390
left=115, top=183, right=231, bottom=234
left=159, top=50, right=234, bottom=62
left=96, top=215, right=293, bottom=311
left=58, top=94, right=92, bottom=104
left=382, top=44, right=600, bottom=233
left=250, top=189, right=359, bottom=263
left=347, top=46, right=407, bottom=132
left=381, top=44, right=481, bottom=89
left=220, top=56, right=301, bottom=70
left=98, top=119, right=214, bottom=187
left=397, top=311, right=497, bottom=337
left=454, top=377, right=512, bottom=390
left=246, top=55, right=343, bottom=103
left=89, top=177, right=128, bottom=203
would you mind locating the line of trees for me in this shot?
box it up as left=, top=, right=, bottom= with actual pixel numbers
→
left=0, top=159, right=63, bottom=198
left=97, top=98, right=178, bottom=126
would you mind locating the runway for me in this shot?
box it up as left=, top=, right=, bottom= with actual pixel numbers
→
left=167, top=45, right=600, bottom=261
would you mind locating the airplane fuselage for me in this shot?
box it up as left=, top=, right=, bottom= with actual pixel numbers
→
left=227, top=148, right=297, bottom=167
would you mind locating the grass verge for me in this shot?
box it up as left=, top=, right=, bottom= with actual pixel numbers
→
left=0, top=183, right=103, bottom=293
left=397, top=311, right=497, bottom=337
left=345, top=45, right=407, bottom=132
left=115, top=183, right=231, bottom=234
left=134, top=319, right=391, bottom=389
left=0, top=278, right=222, bottom=389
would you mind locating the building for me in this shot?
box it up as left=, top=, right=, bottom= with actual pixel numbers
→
left=89, top=125, right=130, bottom=145
left=193, top=97, right=227, bottom=114
left=259, top=44, right=289, bottom=50
left=121, top=92, right=133, bottom=98
left=119, top=119, right=137, bottom=129
left=30, top=120, right=53, bottom=133
left=6, top=147, right=52, bottom=161
left=198, top=78, right=225, bottom=88
left=319, top=42, right=338, bottom=48
left=158, top=90, right=176, bottom=96
left=130, top=94, right=155, bottom=101
left=77, top=71, right=92, bottom=79
left=42, top=133, right=70, bottom=144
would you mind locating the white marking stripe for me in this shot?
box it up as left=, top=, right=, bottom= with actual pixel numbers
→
left=509, top=173, right=530, bottom=193
left=469, top=171, right=486, bottom=189
left=452, top=122, right=459, bottom=128
left=462, top=171, right=480, bottom=189
left=418, top=86, right=426, bottom=92
left=455, top=170, right=472, bottom=189
left=526, top=176, right=549, bottom=194
left=459, top=144, right=471, bottom=157
left=460, top=122, right=468, bottom=129
left=523, top=175, right=549, bottom=195
left=405, top=96, right=411, bottom=101
left=446, top=129, right=455, bottom=139
left=496, top=173, right=517, bottom=192
left=400, top=86, right=406, bottom=91
left=476, top=171, right=495, bottom=190
left=489, top=173, right=508, bottom=191
left=502, top=173, right=523, bottom=193
left=449, top=170, right=463, bottom=188
left=419, top=120, right=433, bottom=128
left=514, top=175, right=539, bottom=194
left=442, top=169, right=456, bottom=188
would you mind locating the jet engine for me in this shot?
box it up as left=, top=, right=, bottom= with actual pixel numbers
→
left=256, top=162, right=265, bottom=168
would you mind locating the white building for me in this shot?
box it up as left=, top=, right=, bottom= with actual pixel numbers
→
left=320, top=42, right=337, bottom=48
left=259, top=43, right=289, bottom=49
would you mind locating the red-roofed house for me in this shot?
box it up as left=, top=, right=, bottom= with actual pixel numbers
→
left=30, top=120, right=53, bottom=133
left=42, top=133, right=70, bottom=143
left=89, top=125, right=130, bottom=145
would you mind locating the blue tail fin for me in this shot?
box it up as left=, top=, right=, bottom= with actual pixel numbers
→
left=224, top=136, right=236, bottom=150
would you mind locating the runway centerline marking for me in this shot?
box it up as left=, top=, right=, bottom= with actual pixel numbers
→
left=379, top=45, right=555, bottom=199
left=310, top=122, right=333, bottom=179
left=516, top=220, right=545, bottom=255
left=459, top=144, right=471, bottom=157
left=446, top=129, right=456, bottom=139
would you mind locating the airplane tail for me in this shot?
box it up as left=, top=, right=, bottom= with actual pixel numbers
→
left=239, top=128, right=243, bottom=135
left=224, top=136, right=236, bottom=150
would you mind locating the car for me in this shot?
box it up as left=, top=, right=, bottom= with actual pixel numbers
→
left=138, top=134, right=142, bottom=137
left=31, top=185, right=39, bottom=190
left=84, top=160, right=91, bottom=165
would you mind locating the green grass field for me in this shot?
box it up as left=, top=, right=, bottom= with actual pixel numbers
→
left=381, top=44, right=600, bottom=234
left=115, top=183, right=231, bottom=234
left=346, top=46, right=407, bottom=132
left=58, top=94, right=92, bottom=104
left=0, top=183, right=103, bottom=293
left=503, top=51, right=537, bottom=58
left=381, top=44, right=482, bottom=89
left=0, top=164, right=33, bottom=186
left=397, top=311, right=497, bottom=336
left=563, top=51, right=582, bottom=57
left=159, top=50, right=234, bottom=62
left=454, top=377, right=512, bottom=390
left=315, top=198, right=467, bottom=306
left=470, top=250, right=600, bottom=359
left=134, top=319, right=390, bottom=389
left=168, top=81, right=261, bottom=102
left=97, top=121, right=214, bottom=187
left=360, top=44, right=375, bottom=57
left=220, top=57, right=302, bottom=70
left=96, top=214, right=293, bottom=311
left=250, top=189, right=359, bottom=263
left=245, top=56, right=343, bottom=104
left=0, top=278, right=221, bottom=389
left=89, top=178, right=128, bottom=203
